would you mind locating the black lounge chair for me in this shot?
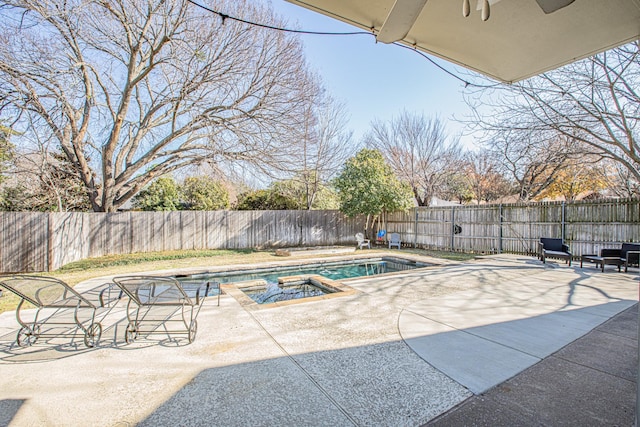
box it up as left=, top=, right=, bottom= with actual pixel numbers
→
left=538, top=238, right=572, bottom=266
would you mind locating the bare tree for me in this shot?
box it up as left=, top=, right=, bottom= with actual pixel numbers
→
left=463, top=151, right=513, bottom=204
left=603, top=160, right=640, bottom=198
left=0, top=0, right=314, bottom=211
left=293, top=83, right=354, bottom=209
left=484, top=131, right=578, bottom=201
left=364, top=111, right=462, bottom=206
left=466, top=43, right=640, bottom=193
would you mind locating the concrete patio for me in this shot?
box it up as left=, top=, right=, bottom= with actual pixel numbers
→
left=0, top=254, right=637, bottom=426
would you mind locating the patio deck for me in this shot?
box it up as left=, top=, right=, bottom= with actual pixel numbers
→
left=0, top=254, right=637, bottom=426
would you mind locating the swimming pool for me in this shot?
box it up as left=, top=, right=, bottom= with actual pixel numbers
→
left=175, top=257, right=430, bottom=305
left=178, top=257, right=428, bottom=286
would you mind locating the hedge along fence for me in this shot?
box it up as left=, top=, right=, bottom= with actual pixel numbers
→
left=385, top=198, right=640, bottom=256
left=1, top=198, right=638, bottom=273
left=0, top=210, right=366, bottom=273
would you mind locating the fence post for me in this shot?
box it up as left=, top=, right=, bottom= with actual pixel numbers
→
left=499, top=204, right=503, bottom=254
left=561, top=201, right=566, bottom=241
left=47, top=212, right=53, bottom=272
left=451, top=207, right=456, bottom=251
left=414, top=208, right=418, bottom=248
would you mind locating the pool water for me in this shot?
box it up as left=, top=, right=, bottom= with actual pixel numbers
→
left=180, top=258, right=425, bottom=287
left=242, top=280, right=333, bottom=304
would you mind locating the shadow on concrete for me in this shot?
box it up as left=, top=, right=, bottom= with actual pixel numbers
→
left=0, top=399, right=26, bottom=426
left=426, top=304, right=638, bottom=427
left=133, top=301, right=637, bottom=426
left=402, top=300, right=636, bottom=394
left=136, top=340, right=467, bottom=427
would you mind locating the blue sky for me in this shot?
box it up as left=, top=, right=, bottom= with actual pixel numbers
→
left=269, top=0, right=480, bottom=148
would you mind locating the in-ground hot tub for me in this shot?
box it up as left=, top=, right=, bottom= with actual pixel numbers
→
left=241, top=277, right=337, bottom=304
left=218, top=274, right=358, bottom=309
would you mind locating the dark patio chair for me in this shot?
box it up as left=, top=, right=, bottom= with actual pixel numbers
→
left=601, top=243, right=640, bottom=272
left=538, top=238, right=572, bottom=266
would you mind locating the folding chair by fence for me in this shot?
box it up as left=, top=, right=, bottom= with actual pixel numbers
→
left=112, top=276, right=216, bottom=344
left=0, top=275, right=108, bottom=348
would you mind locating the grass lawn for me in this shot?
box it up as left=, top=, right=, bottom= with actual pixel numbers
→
left=0, top=247, right=476, bottom=314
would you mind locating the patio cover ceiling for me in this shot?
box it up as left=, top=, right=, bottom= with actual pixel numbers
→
left=285, top=0, right=640, bottom=83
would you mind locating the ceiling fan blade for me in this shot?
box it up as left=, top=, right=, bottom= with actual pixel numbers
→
left=377, top=0, right=428, bottom=43
left=535, top=0, right=576, bottom=14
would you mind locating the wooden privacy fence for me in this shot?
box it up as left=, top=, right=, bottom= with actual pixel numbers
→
left=386, top=198, right=640, bottom=257
left=0, top=198, right=638, bottom=273
left=0, top=210, right=365, bottom=273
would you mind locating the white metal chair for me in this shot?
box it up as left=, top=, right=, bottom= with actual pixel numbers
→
left=355, top=232, right=371, bottom=249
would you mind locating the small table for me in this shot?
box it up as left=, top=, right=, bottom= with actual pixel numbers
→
left=580, top=255, right=623, bottom=272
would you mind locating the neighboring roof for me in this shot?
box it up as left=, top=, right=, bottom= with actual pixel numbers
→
left=429, top=196, right=461, bottom=207
left=286, top=0, right=640, bottom=83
